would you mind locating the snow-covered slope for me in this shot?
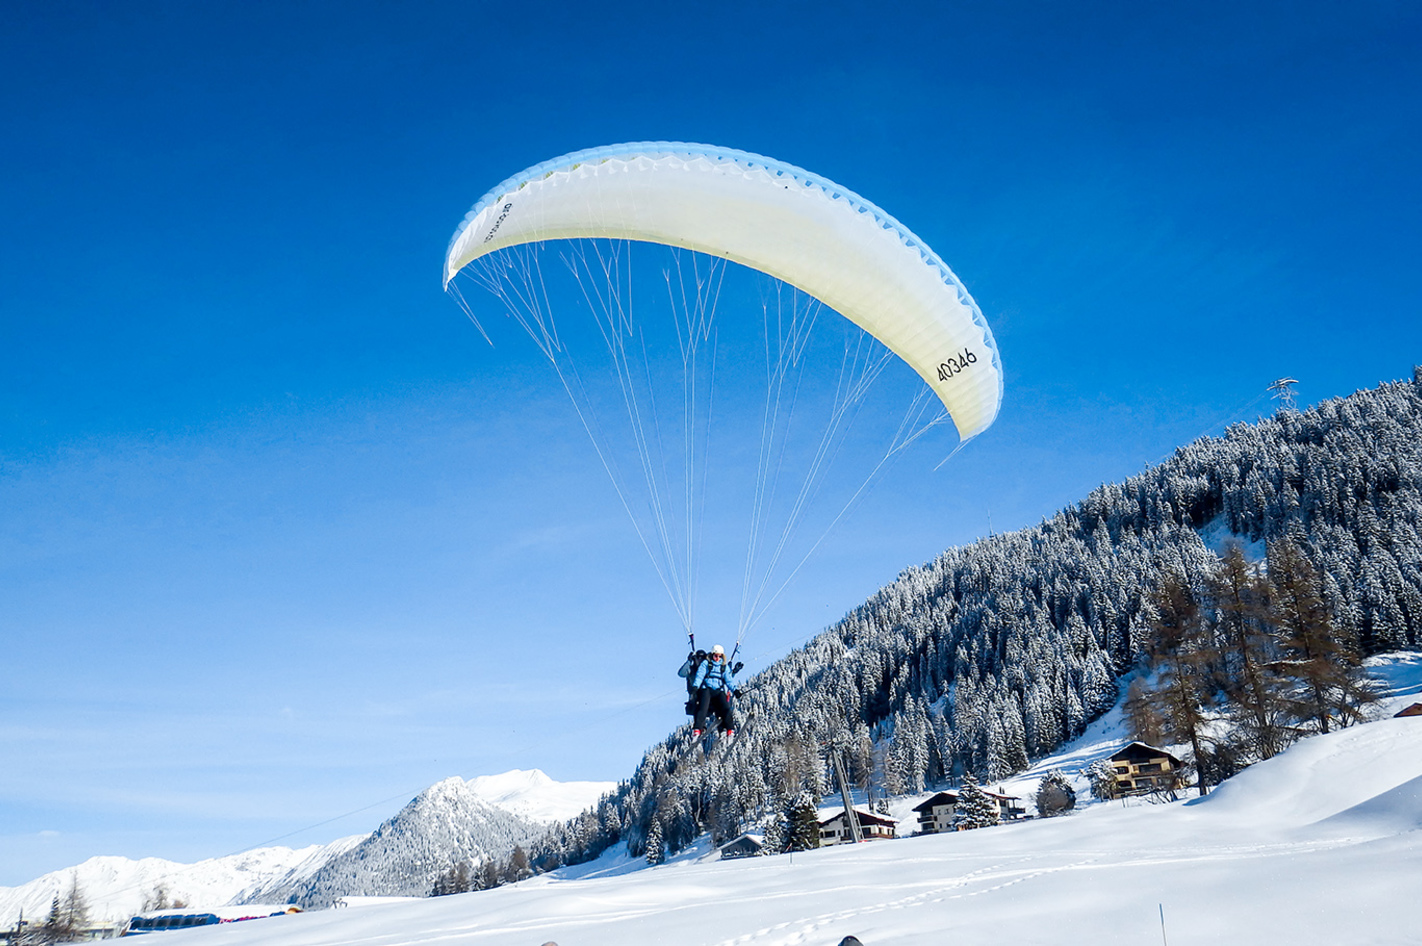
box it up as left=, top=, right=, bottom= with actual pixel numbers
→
left=123, top=714, right=1422, bottom=945
left=2, top=769, right=610, bottom=922
left=257, top=777, right=544, bottom=908
left=467, top=768, right=614, bottom=823
left=0, top=836, right=364, bottom=928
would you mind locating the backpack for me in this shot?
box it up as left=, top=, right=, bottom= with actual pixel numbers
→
left=683, top=650, right=707, bottom=714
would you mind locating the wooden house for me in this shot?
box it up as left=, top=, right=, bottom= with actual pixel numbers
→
left=913, top=786, right=1024, bottom=833
left=1393, top=702, right=1422, bottom=718
left=717, top=833, right=765, bottom=860
left=819, top=808, right=898, bottom=845
left=1107, top=742, right=1186, bottom=796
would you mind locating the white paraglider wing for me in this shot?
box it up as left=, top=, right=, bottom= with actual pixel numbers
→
left=445, top=142, right=1002, bottom=441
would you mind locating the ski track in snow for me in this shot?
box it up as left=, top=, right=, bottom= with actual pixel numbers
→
left=712, top=856, right=1092, bottom=946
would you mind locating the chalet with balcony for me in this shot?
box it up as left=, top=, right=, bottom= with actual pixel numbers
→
left=819, top=808, right=898, bottom=844
left=1107, top=742, right=1185, bottom=796
left=912, top=786, right=1025, bottom=833
left=912, top=790, right=960, bottom=834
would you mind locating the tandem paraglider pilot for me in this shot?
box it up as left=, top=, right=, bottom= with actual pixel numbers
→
left=684, top=644, right=738, bottom=738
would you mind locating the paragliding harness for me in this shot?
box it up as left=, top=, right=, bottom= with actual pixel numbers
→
left=681, top=633, right=742, bottom=716
left=682, top=649, right=708, bottom=714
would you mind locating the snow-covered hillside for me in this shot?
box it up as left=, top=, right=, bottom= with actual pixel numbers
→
left=121, top=706, right=1422, bottom=945
left=0, top=768, right=612, bottom=925
left=467, top=769, right=615, bottom=823
left=244, top=777, right=544, bottom=908
left=0, top=835, right=364, bottom=928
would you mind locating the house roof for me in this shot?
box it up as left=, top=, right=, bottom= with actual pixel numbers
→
left=912, top=791, right=960, bottom=812
left=1109, top=741, right=1184, bottom=766
left=1394, top=702, right=1422, bottom=718
left=718, top=833, right=764, bottom=851
left=820, top=808, right=898, bottom=828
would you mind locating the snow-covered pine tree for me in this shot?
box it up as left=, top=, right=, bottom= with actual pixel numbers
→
left=430, top=860, right=472, bottom=896
left=644, top=817, right=665, bottom=866
left=784, top=791, right=822, bottom=851
left=761, top=808, right=787, bottom=855
left=952, top=775, right=999, bottom=830
left=1087, top=759, right=1119, bottom=801
left=1034, top=769, right=1076, bottom=816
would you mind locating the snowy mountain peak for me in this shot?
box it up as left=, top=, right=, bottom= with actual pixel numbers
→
left=255, top=776, right=546, bottom=908
left=466, top=769, right=615, bottom=824
left=419, top=776, right=476, bottom=804
left=0, top=837, right=366, bottom=928
left=4, top=769, right=618, bottom=921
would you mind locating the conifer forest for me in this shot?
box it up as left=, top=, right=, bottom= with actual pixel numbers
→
left=532, top=374, right=1422, bottom=871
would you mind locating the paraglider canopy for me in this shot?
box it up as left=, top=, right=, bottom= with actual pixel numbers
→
left=445, top=142, right=1002, bottom=441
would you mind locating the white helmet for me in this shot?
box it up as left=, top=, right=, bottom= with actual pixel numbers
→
left=711, top=644, right=725, bottom=657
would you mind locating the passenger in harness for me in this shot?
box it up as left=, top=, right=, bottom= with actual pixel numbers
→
left=678, top=648, right=708, bottom=714
left=689, top=644, right=738, bottom=738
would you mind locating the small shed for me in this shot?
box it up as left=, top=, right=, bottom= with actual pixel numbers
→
left=983, top=788, right=1027, bottom=821
left=819, top=808, right=898, bottom=845
left=1393, top=703, right=1422, bottom=718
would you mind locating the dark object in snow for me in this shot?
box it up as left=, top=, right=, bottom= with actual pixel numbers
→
left=837, top=937, right=864, bottom=946
left=1394, top=702, right=1422, bottom=718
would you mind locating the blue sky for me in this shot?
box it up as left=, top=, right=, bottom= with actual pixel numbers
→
left=3, top=0, right=1420, bottom=885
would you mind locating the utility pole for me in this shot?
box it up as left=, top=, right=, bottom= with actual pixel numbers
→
left=1268, top=377, right=1299, bottom=412
left=831, top=750, right=863, bottom=843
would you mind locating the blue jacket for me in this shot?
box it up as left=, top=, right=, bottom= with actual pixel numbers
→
left=692, top=657, right=737, bottom=694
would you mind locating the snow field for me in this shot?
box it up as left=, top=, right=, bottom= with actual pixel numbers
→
left=152, top=714, right=1422, bottom=946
